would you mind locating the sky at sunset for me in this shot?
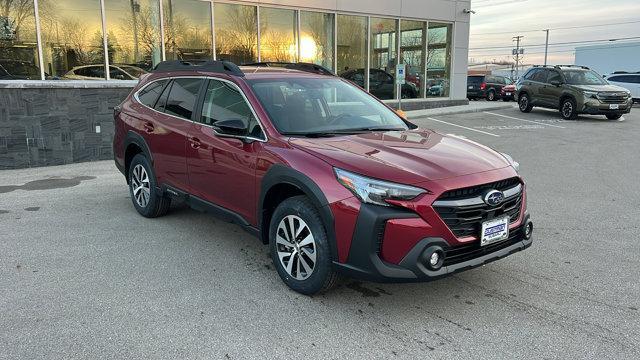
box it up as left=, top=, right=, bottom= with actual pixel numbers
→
left=468, top=0, right=640, bottom=65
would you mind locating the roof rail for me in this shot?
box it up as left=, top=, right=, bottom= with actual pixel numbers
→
left=555, top=64, right=590, bottom=70
left=242, top=61, right=334, bottom=75
left=151, top=60, right=244, bottom=76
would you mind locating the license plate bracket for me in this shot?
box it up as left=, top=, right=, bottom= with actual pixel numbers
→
left=480, top=216, right=510, bottom=246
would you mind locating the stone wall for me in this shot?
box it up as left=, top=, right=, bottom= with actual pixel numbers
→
left=0, top=81, right=135, bottom=170
left=0, top=80, right=466, bottom=170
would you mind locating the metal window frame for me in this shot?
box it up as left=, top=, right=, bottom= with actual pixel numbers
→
left=99, top=0, right=110, bottom=80
left=33, top=0, right=45, bottom=81
left=27, top=0, right=456, bottom=90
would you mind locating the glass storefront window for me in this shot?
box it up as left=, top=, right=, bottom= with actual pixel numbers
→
left=299, top=11, right=333, bottom=71
left=40, top=0, right=105, bottom=79
left=104, top=0, right=162, bottom=76
left=336, top=14, right=366, bottom=89
left=369, top=17, right=398, bottom=100
left=259, top=7, right=297, bottom=62
left=0, top=0, right=41, bottom=80
left=400, top=20, right=426, bottom=98
left=427, top=22, right=452, bottom=98
left=214, top=2, right=257, bottom=64
left=163, top=0, right=212, bottom=61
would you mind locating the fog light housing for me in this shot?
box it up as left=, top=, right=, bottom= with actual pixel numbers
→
left=423, top=246, right=445, bottom=270
left=524, top=220, right=533, bottom=240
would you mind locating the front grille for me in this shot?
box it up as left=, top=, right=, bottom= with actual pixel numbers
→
left=374, top=221, right=386, bottom=255
left=433, top=179, right=523, bottom=238
left=438, top=177, right=520, bottom=200
left=598, top=93, right=628, bottom=104
left=443, top=226, right=523, bottom=266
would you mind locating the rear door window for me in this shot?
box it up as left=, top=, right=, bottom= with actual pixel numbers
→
left=547, top=70, right=562, bottom=84
left=530, top=69, right=548, bottom=83
left=137, top=80, right=168, bottom=108
left=164, top=78, right=204, bottom=120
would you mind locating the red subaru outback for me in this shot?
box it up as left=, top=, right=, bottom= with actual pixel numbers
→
left=113, top=61, right=533, bottom=295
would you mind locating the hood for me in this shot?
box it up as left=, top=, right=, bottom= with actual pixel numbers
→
left=289, top=129, right=511, bottom=185
left=572, top=84, right=630, bottom=93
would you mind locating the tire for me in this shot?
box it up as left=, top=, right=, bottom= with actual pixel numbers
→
left=128, top=153, right=171, bottom=218
left=560, top=98, right=578, bottom=120
left=518, top=93, right=533, bottom=113
left=606, top=113, right=622, bottom=120
left=269, top=196, right=338, bottom=295
left=486, top=90, right=496, bottom=101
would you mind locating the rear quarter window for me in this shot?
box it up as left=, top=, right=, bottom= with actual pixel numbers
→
left=137, top=80, right=168, bottom=108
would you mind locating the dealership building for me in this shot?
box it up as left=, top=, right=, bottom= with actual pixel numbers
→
left=0, top=0, right=471, bottom=169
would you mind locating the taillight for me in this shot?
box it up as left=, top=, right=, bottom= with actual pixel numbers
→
left=480, top=82, right=487, bottom=90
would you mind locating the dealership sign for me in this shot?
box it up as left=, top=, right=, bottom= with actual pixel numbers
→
left=1, top=16, right=16, bottom=41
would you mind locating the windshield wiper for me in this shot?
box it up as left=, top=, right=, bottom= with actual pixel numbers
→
left=282, top=127, right=406, bottom=138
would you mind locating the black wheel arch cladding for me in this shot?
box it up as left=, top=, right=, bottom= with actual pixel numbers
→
left=259, top=164, right=339, bottom=261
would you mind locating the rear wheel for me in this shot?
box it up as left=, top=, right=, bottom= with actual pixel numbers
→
left=518, top=93, right=533, bottom=113
left=606, top=113, right=622, bottom=120
left=128, top=154, right=171, bottom=218
left=560, top=98, right=578, bottom=120
left=269, top=196, right=338, bottom=295
left=487, top=90, right=496, bottom=101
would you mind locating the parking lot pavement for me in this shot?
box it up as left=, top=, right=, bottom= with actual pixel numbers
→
left=1, top=107, right=639, bottom=360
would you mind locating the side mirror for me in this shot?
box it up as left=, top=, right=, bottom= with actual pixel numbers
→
left=550, top=80, right=562, bottom=87
left=213, top=118, right=249, bottom=137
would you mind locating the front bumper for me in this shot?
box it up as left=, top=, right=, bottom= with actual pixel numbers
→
left=580, top=99, right=633, bottom=115
left=333, top=204, right=533, bottom=283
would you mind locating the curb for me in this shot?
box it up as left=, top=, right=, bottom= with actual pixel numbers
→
left=407, top=103, right=516, bottom=119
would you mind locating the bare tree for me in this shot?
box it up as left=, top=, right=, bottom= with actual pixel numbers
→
left=0, top=0, right=34, bottom=41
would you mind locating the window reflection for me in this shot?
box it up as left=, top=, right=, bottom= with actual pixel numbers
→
left=259, top=7, right=297, bottom=62
left=427, top=22, right=452, bottom=98
left=163, top=0, right=212, bottom=61
left=214, top=2, right=257, bottom=64
left=337, top=14, right=366, bottom=88
left=104, top=0, right=161, bottom=74
left=0, top=0, right=41, bottom=79
left=370, top=17, right=398, bottom=100
left=40, top=0, right=105, bottom=79
left=299, top=11, right=333, bottom=71
left=400, top=20, right=426, bottom=97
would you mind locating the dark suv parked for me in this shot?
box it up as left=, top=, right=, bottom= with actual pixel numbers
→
left=467, top=75, right=512, bottom=101
left=516, top=65, right=633, bottom=120
left=113, top=60, right=533, bottom=295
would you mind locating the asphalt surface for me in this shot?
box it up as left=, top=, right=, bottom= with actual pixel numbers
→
left=1, top=105, right=639, bottom=359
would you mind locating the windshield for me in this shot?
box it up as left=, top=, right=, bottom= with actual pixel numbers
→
left=563, top=69, right=607, bottom=85
left=1, top=61, right=39, bottom=76
left=248, top=77, right=410, bottom=136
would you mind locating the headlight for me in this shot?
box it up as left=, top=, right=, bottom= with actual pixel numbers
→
left=583, top=90, right=598, bottom=99
left=334, top=168, right=426, bottom=207
left=501, top=153, right=520, bottom=172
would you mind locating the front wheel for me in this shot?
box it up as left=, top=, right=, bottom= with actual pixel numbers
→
left=128, top=154, right=171, bottom=218
left=560, top=98, right=578, bottom=120
left=518, top=93, right=533, bottom=113
left=606, top=113, right=622, bottom=120
left=269, top=196, right=338, bottom=295
left=487, top=90, right=496, bottom=101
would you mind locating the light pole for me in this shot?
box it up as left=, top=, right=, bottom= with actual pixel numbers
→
left=543, top=29, right=550, bottom=66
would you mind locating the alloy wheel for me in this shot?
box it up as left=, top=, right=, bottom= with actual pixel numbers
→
left=519, top=96, right=528, bottom=110
left=131, top=164, right=151, bottom=208
left=562, top=101, right=573, bottom=118
left=275, top=215, right=316, bottom=280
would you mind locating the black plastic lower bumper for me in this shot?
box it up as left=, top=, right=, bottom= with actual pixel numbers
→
left=333, top=204, right=533, bottom=283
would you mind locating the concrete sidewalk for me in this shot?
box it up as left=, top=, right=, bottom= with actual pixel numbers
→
left=405, top=101, right=515, bottom=118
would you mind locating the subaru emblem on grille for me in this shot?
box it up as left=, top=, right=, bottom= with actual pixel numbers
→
left=483, top=190, right=505, bottom=206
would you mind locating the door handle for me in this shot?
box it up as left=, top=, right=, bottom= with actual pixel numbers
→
left=143, top=121, right=154, bottom=133
left=190, top=137, right=201, bottom=149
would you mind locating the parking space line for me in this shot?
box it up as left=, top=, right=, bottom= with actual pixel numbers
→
left=426, top=117, right=500, bottom=137
left=484, top=111, right=566, bottom=129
